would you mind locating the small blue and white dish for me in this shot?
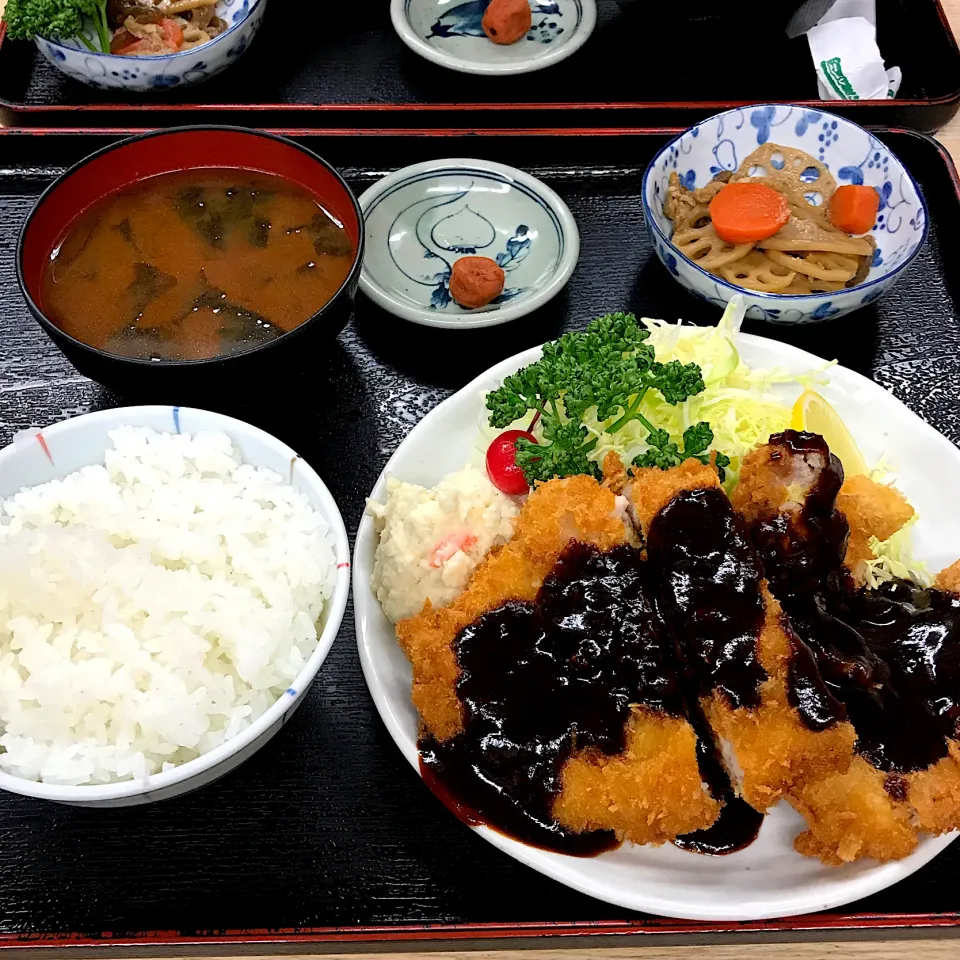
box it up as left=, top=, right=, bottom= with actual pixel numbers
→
left=34, top=0, right=266, bottom=93
left=391, top=0, right=596, bottom=75
left=358, top=159, right=580, bottom=329
left=642, top=104, right=928, bottom=324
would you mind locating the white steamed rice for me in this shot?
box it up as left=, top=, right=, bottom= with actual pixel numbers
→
left=0, top=426, right=335, bottom=786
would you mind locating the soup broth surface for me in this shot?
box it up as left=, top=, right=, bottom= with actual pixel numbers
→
left=40, top=169, right=355, bottom=362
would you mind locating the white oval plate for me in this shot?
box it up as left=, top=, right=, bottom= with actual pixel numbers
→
left=392, top=0, right=597, bottom=76
left=358, top=159, right=579, bottom=329
left=353, top=331, right=959, bottom=921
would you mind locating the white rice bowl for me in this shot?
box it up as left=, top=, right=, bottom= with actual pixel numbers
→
left=0, top=407, right=349, bottom=807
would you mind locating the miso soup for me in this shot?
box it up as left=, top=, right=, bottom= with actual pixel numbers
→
left=39, top=169, right=356, bottom=362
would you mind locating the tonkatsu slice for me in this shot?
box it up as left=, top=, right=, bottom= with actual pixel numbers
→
left=627, top=458, right=856, bottom=813
left=735, top=431, right=960, bottom=863
left=398, top=474, right=719, bottom=846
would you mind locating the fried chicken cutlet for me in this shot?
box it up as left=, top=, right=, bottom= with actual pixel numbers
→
left=396, top=475, right=631, bottom=741
left=627, top=459, right=856, bottom=813
left=732, top=439, right=915, bottom=585
left=734, top=431, right=960, bottom=863
left=397, top=474, right=720, bottom=846
left=790, top=562, right=960, bottom=864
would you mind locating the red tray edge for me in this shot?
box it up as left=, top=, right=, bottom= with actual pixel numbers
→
left=0, top=1, right=958, bottom=114
left=0, top=123, right=956, bottom=950
left=2, top=913, right=960, bottom=950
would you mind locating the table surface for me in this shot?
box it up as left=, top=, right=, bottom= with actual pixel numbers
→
left=0, top=2, right=959, bottom=959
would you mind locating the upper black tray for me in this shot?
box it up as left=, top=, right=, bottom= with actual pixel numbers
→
left=0, top=128, right=958, bottom=950
left=0, top=0, right=958, bottom=132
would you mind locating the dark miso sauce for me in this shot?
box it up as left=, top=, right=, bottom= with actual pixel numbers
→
left=746, top=431, right=960, bottom=777
left=419, top=542, right=682, bottom=856
left=645, top=485, right=769, bottom=854
left=674, top=797, right=764, bottom=855
left=421, top=485, right=776, bottom=859
left=645, top=485, right=767, bottom=710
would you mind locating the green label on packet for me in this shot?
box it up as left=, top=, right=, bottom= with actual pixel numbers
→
left=820, top=57, right=860, bottom=100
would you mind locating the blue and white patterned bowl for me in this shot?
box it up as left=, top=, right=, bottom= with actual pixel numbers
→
left=358, top=158, right=580, bottom=329
left=34, top=0, right=266, bottom=93
left=392, top=0, right=596, bottom=75
left=642, top=105, right=928, bottom=324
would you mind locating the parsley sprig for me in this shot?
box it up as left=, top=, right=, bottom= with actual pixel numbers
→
left=3, top=0, right=112, bottom=54
left=486, top=312, right=730, bottom=485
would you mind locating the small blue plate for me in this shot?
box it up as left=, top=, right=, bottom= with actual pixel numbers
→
left=358, top=159, right=580, bottom=328
left=391, top=0, right=596, bottom=75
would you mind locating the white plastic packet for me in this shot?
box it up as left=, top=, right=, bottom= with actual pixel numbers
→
left=800, top=0, right=902, bottom=101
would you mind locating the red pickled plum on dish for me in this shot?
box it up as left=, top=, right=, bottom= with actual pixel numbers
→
left=482, top=0, right=533, bottom=44
left=449, top=256, right=506, bottom=309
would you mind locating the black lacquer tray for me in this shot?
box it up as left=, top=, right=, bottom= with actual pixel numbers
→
left=0, top=128, right=958, bottom=951
left=0, top=0, right=957, bottom=132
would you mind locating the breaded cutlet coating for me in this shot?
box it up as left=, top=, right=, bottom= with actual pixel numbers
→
left=735, top=444, right=915, bottom=584
left=732, top=441, right=820, bottom=527
left=735, top=440, right=960, bottom=865
left=628, top=458, right=855, bottom=812
left=790, top=744, right=960, bottom=866
left=899, top=565, right=960, bottom=839
left=554, top=707, right=721, bottom=845
left=790, top=757, right=918, bottom=865
left=904, top=743, right=960, bottom=837
left=395, top=475, right=629, bottom=742
left=705, top=585, right=856, bottom=812
left=935, top=559, right=960, bottom=594
left=837, top=474, right=915, bottom=578
left=625, top=458, right=719, bottom=531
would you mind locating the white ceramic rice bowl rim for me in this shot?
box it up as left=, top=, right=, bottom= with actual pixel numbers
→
left=0, top=405, right=350, bottom=803
left=389, top=0, right=597, bottom=76
left=37, top=0, right=265, bottom=62
left=354, top=334, right=959, bottom=921
left=640, top=105, right=929, bottom=303
left=357, top=158, right=581, bottom=329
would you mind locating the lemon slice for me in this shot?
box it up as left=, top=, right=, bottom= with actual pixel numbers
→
left=790, top=390, right=869, bottom=477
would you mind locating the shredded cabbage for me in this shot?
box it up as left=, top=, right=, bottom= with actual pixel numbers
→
left=586, top=302, right=803, bottom=490
left=478, top=300, right=807, bottom=490
left=477, top=296, right=922, bottom=583
left=863, top=518, right=930, bottom=588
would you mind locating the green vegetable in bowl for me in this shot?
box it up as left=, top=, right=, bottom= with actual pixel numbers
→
left=486, top=311, right=729, bottom=485
left=3, top=0, right=112, bottom=54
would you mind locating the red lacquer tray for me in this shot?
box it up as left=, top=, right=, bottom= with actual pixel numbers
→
left=0, top=0, right=957, bottom=131
left=0, top=126, right=956, bottom=951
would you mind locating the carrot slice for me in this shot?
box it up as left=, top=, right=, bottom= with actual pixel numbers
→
left=709, top=182, right=791, bottom=245
left=829, top=185, right=881, bottom=235
left=159, top=18, right=184, bottom=50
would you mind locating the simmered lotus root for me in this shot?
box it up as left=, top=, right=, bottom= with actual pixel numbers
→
left=482, top=0, right=532, bottom=44
left=665, top=173, right=726, bottom=232
left=672, top=223, right=754, bottom=270
left=732, top=143, right=838, bottom=213
left=759, top=216, right=874, bottom=256
left=851, top=244, right=875, bottom=286
left=663, top=170, right=726, bottom=222
left=765, top=250, right=859, bottom=282
left=661, top=142, right=875, bottom=298
left=719, top=251, right=796, bottom=293
left=787, top=276, right=847, bottom=294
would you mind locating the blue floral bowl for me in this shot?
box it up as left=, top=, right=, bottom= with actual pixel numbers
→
left=34, top=0, right=266, bottom=93
left=642, top=105, right=928, bottom=324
